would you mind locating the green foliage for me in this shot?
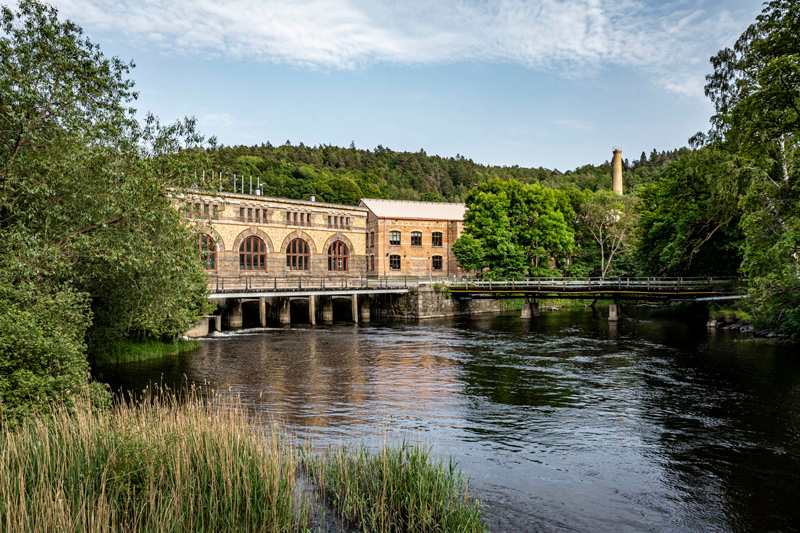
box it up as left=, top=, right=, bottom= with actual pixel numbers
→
left=700, top=0, right=800, bottom=340
left=309, top=442, right=486, bottom=532
left=635, top=147, right=745, bottom=276
left=455, top=179, right=575, bottom=278
left=0, top=1, right=213, bottom=424
left=93, top=339, right=201, bottom=365
left=579, top=190, right=639, bottom=278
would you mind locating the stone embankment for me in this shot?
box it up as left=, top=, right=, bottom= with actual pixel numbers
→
left=707, top=318, right=785, bottom=339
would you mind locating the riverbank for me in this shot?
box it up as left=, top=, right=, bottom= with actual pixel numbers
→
left=0, top=389, right=486, bottom=532
left=92, top=338, right=201, bottom=365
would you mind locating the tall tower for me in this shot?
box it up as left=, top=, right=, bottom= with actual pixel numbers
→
left=612, top=148, right=623, bottom=195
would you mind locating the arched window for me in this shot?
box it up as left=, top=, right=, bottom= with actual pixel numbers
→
left=389, top=254, right=401, bottom=270
left=432, top=231, right=443, bottom=247
left=370, top=255, right=375, bottom=271
left=286, top=238, right=310, bottom=271
left=411, top=231, right=422, bottom=246
left=432, top=255, right=443, bottom=271
left=239, top=236, right=266, bottom=271
left=390, top=231, right=401, bottom=246
left=328, top=241, right=349, bottom=271
left=199, top=234, right=216, bottom=271
left=370, top=231, right=375, bottom=248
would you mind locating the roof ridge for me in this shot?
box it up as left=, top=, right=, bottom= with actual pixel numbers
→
left=361, top=198, right=465, bottom=206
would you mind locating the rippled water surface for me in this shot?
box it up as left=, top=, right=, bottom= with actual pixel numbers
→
left=97, top=306, right=800, bottom=532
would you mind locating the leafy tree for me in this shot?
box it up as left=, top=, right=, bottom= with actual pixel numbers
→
left=0, top=1, right=212, bottom=424
left=451, top=233, right=485, bottom=275
left=456, top=179, right=575, bottom=278
left=580, top=191, right=639, bottom=279
left=635, top=148, right=745, bottom=276
left=701, top=0, right=800, bottom=338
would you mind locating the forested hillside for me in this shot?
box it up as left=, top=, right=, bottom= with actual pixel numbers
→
left=192, top=142, right=689, bottom=205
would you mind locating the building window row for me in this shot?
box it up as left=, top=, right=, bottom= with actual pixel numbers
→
left=188, top=202, right=219, bottom=219
left=238, top=207, right=267, bottom=222
left=286, top=211, right=313, bottom=226
left=328, top=215, right=350, bottom=229
left=387, top=231, right=443, bottom=247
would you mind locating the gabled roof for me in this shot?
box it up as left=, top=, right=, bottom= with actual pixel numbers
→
left=358, top=198, right=466, bottom=221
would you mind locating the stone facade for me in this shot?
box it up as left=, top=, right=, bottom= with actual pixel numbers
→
left=176, top=190, right=368, bottom=279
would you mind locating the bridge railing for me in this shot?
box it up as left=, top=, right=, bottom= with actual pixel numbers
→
left=209, top=276, right=419, bottom=293
left=444, top=276, right=743, bottom=292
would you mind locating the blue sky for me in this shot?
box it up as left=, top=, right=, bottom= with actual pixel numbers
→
left=48, top=0, right=764, bottom=170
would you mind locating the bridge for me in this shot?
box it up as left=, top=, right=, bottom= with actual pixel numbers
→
left=194, top=276, right=745, bottom=335
left=447, top=276, right=745, bottom=321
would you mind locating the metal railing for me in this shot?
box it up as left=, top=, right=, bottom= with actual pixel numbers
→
left=446, top=276, right=743, bottom=293
left=210, top=276, right=418, bottom=293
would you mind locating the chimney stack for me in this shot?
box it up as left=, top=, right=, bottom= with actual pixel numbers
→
left=612, top=148, right=623, bottom=195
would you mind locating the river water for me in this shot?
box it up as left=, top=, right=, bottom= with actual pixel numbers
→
left=96, top=306, right=800, bottom=532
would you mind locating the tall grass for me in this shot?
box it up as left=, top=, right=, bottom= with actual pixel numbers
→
left=93, top=338, right=201, bottom=365
left=308, top=443, right=486, bottom=533
left=1, top=389, right=487, bottom=532
left=0, top=388, right=307, bottom=532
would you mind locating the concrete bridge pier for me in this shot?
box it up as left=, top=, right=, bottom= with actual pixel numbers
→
left=609, top=300, right=621, bottom=322
left=360, top=296, right=371, bottom=323
left=259, top=297, right=267, bottom=327
left=309, top=295, right=316, bottom=326
left=278, top=297, right=291, bottom=325
left=351, top=294, right=359, bottom=324
left=521, top=297, right=541, bottom=319
left=229, top=299, right=243, bottom=329
left=322, top=297, right=334, bottom=324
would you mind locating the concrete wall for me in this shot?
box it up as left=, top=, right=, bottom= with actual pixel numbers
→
left=375, top=286, right=502, bottom=319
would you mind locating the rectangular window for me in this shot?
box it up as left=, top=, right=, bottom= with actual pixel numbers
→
left=370, top=255, right=375, bottom=271
left=203, top=204, right=209, bottom=216
left=432, top=255, right=443, bottom=270
left=286, top=211, right=291, bottom=222
left=239, top=207, right=245, bottom=219
left=389, top=255, right=401, bottom=270
left=432, top=232, right=442, bottom=247
left=247, top=208, right=252, bottom=221
left=212, top=205, right=218, bottom=218
left=346, top=217, right=350, bottom=227
left=328, top=215, right=332, bottom=226
left=293, top=212, right=298, bottom=223
left=390, top=231, right=401, bottom=246
left=411, top=231, right=422, bottom=246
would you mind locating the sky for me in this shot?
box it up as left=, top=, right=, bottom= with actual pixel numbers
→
left=45, top=0, right=765, bottom=171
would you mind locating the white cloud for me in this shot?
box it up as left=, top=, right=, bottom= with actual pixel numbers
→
left=49, top=0, right=749, bottom=98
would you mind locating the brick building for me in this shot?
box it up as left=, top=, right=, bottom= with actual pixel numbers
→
left=359, top=198, right=466, bottom=277
left=176, top=190, right=368, bottom=278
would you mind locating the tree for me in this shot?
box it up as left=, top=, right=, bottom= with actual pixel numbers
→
left=580, top=191, right=638, bottom=279
left=0, top=1, right=212, bottom=424
left=635, top=148, right=744, bottom=277
left=456, top=179, right=575, bottom=278
left=451, top=233, right=485, bottom=275
left=702, top=0, right=800, bottom=338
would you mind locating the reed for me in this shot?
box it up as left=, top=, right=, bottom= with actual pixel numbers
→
left=308, top=442, right=486, bottom=532
left=0, top=388, right=307, bottom=532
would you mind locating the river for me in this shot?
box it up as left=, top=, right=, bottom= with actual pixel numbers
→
left=95, top=305, right=800, bottom=532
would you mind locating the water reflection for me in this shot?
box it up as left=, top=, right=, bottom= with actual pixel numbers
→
left=97, top=308, right=800, bottom=532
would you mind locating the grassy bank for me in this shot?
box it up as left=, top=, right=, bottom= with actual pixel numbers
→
left=0, top=390, right=486, bottom=532
left=93, top=338, right=201, bottom=365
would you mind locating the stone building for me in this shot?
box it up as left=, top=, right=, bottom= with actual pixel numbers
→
left=176, top=190, right=368, bottom=278
left=359, top=198, right=466, bottom=277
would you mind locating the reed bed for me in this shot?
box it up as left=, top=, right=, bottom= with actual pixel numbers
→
left=308, top=443, right=486, bottom=533
left=0, top=389, right=306, bottom=532
left=0, top=388, right=486, bottom=532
